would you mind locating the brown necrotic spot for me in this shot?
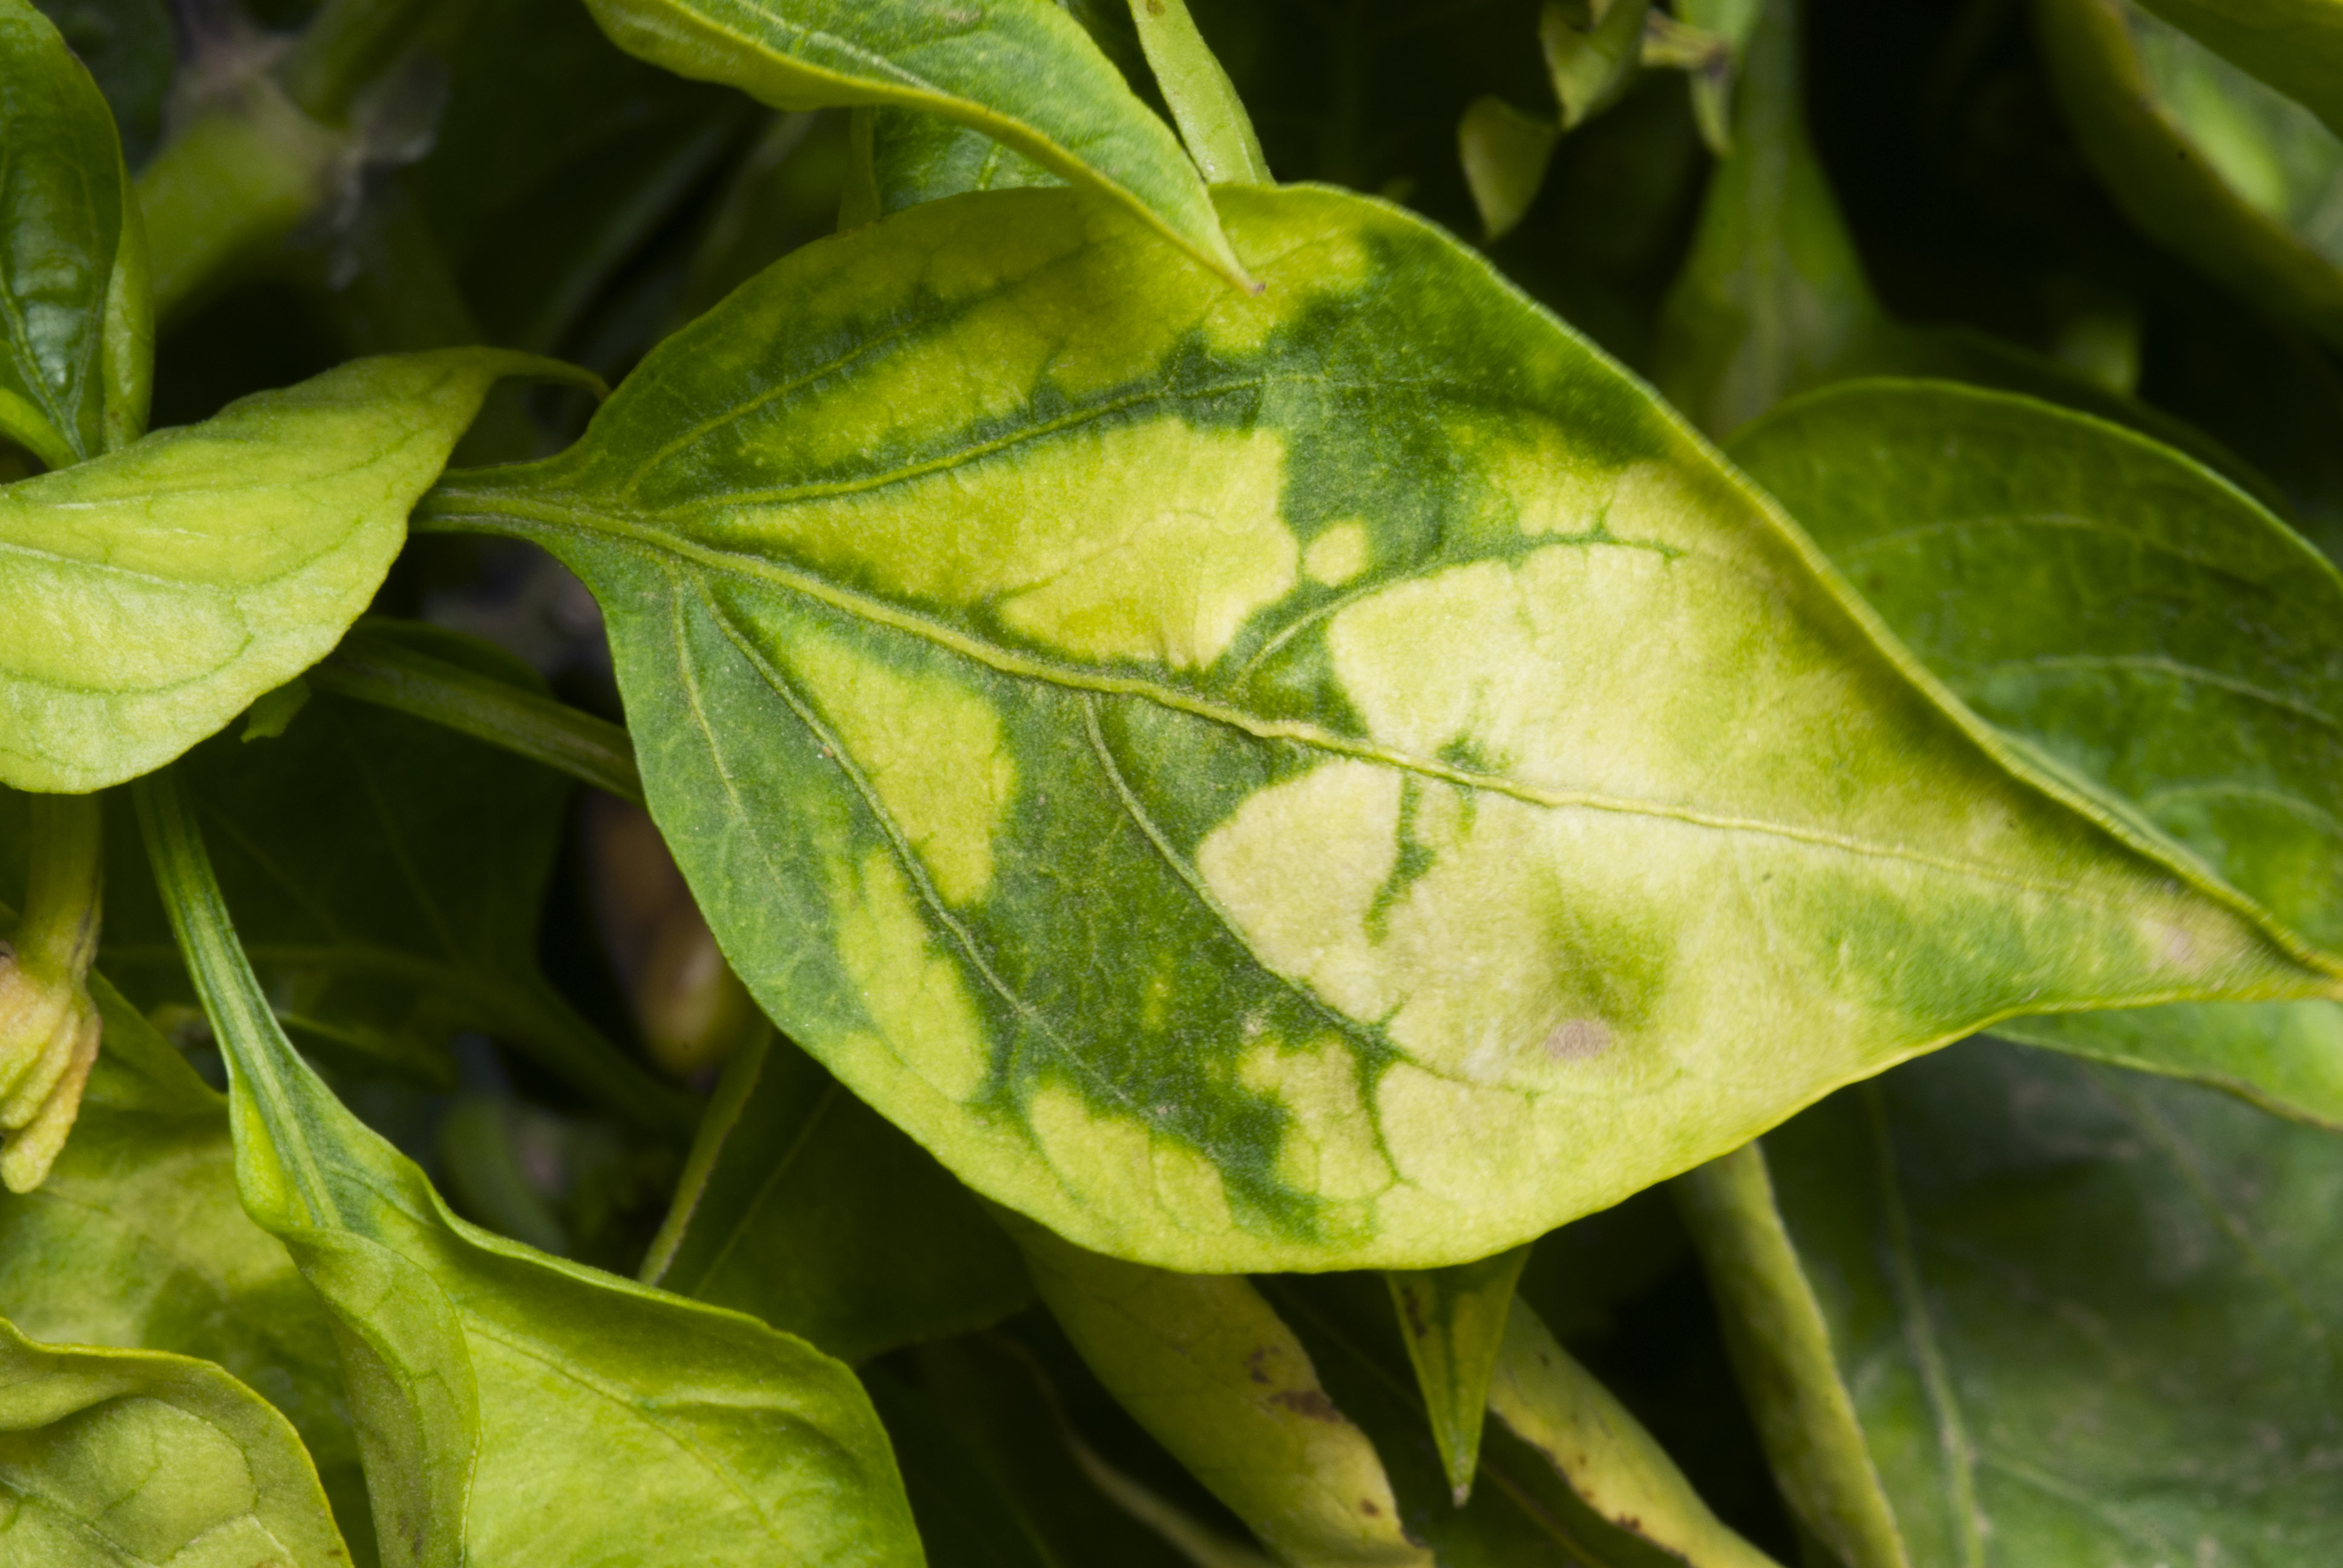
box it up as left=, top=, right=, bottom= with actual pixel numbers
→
left=1269, top=1389, right=1345, bottom=1423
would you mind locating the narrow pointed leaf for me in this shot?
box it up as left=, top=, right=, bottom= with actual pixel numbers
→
left=1543, top=0, right=1652, bottom=131
left=1486, top=1301, right=1785, bottom=1568
left=2036, top=0, right=2343, bottom=351
left=645, top=1026, right=1032, bottom=1362
left=1383, top=1245, right=1529, bottom=1503
left=0, top=349, right=594, bottom=794
left=136, top=768, right=923, bottom=1568
left=572, top=0, right=1247, bottom=284
left=1731, top=379, right=2343, bottom=1119
left=424, top=180, right=2330, bottom=1271
left=0, top=973, right=373, bottom=1551
left=0, top=1318, right=349, bottom=1566
left=1008, top=1216, right=1430, bottom=1567
left=97, top=622, right=689, bottom=1131
left=1672, top=1146, right=1907, bottom=1568
left=0, top=0, right=149, bottom=466
left=1758, top=1039, right=2343, bottom=1561
left=1127, top=0, right=1270, bottom=186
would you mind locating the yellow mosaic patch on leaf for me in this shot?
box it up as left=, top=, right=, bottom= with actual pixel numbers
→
left=1239, top=1035, right=1394, bottom=1206
left=783, top=627, right=1014, bottom=906
left=1302, top=520, right=1372, bottom=586
left=833, top=850, right=991, bottom=1102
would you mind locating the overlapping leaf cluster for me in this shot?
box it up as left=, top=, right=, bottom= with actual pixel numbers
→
left=1, top=0, right=2339, bottom=1561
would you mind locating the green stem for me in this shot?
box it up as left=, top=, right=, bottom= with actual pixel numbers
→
left=133, top=768, right=339, bottom=1225
left=310, top=624, right=646, bottom=807
left=277, top=0, right=464, bottom=125
left=19, top=795, right=102, bottom=975
left=1127, top=0, right=1271, bottom=185
left=0, top=388, right=77, bottom=474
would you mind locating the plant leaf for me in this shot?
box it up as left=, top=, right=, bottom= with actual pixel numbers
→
left=134, top=766, right=924, bottom=1568
left=1731, top=379, right=2343, bottom=1119
left=1458, top=96, right=1560, bottom=241
left=1383, top=1244, right=1529, bottom=1503
left=1672, top=1146, right=1907, bottom=1568
left=1542, top=0, right=1651, bottom=131
left=0, top=1316, right=349, bottom=1566
left=868, top=107, right=1063, bottom=216
left=421, top=179, right=2335, bottom=1271
left=2131, top=0, right=2343, bottom=140
left=1007, top=1217, right=1431, bottom=1567
left=1485, top=1300, right=1784, bottom=1568
left=644, top=1025, right=1032, bottom=1362
left=1991, top=1001, right=2343, bottom=1127
left=0, top=0, right=149, bottom=465
left=2036, top=0, right=2343, bottom=351
left=1752, top=1037, right=2343, bottom=1560
left=0, top=972, right=375, bottom=1555
left=571, top=0, right=1247, bottom=284
left=97, top=624, right=691, bottom=1134
left=0, top=348, right=592, bottom=794
left=1127, top=0, right=1270, bottom=186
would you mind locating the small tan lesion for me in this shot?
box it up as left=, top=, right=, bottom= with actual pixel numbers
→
left=1541, top=1017, right=1611, bottom=1062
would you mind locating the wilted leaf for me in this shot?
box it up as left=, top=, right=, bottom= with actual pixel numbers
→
left=1732, top=379, right=2343, bottom=1119
left=644, top=1026, right=1032, bottom=1362
left=0, top=1316, right=349, bottom=1566
left=1008, top=1218, right=1430, bottom=1567
left=0, top=0, right=148, bottom=467
left=136, top=767, right=923, bottom=1568
left=0, top=349, right=592, bottom=794
left=2036, top=0, right=2343, bottom=351
left=573, top=0, right=1247, bottom=283
left=420, top=181, right=2332, bottom=1271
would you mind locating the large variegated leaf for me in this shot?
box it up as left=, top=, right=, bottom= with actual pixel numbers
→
left=573, top=0, right=1245, bottom=283
left=420, top=182, right=2333, bottom=1272
left=1732, top=379, right=2343, bottom=1124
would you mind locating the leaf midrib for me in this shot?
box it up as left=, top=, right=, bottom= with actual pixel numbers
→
left=436, top=487, right=2248, bottom=916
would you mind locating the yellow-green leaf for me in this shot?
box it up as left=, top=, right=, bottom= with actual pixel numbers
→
left=1383, top=1246, right=1529, bottom=1504
left=572, top=0, right=1247, bottom=284
left=0, top=349, right=593, bottom=794
left=422, top=181, right=2331, bottom=1275
left=0, top=1316, right=348, bottom=1566
left=134, top=766, right=923, bottom=1568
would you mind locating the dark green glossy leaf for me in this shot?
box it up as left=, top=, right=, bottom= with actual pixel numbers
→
left=424, top=181, right=2328, bottom=1272
left=1754, top=1039, right=2343, bottom=1561
left=98, top=622, right=689, bottom=1134
left=0, top=0, right=149, bottom=467
left=0, top=973, right=375, bottom=1558
left=644, top=1025, right=1032, bottom=1362
left=1383, top=1244, right=1529, bottom=1503
left=29, top=0, right=174, bottom=167
left=2036, top=0, right=2343, bottom=350
left=0, top=349, right=591, bottom=794
left=136, top=766, right=923, bottom=1568
left=1731, top=379, right=2343, bottom=1120
left=0, top=1315, right=349, bottom=1566
left=1008, top=1218, right=1430, bottom=1567
left=572, top=0, right=1246, bottom=284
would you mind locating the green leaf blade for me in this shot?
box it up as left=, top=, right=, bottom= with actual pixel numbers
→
left=0, top=1318, right=350, bottom=1567
left=134, top=767, right=926, bottom=1568
left=427, top=183, right=2330, bottom=1273
left=0, top=349, right=591, bottom=794
left=1383, top=1246, right=1529, bottom=1504
left=572, top=0, right=1247, bottom=283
